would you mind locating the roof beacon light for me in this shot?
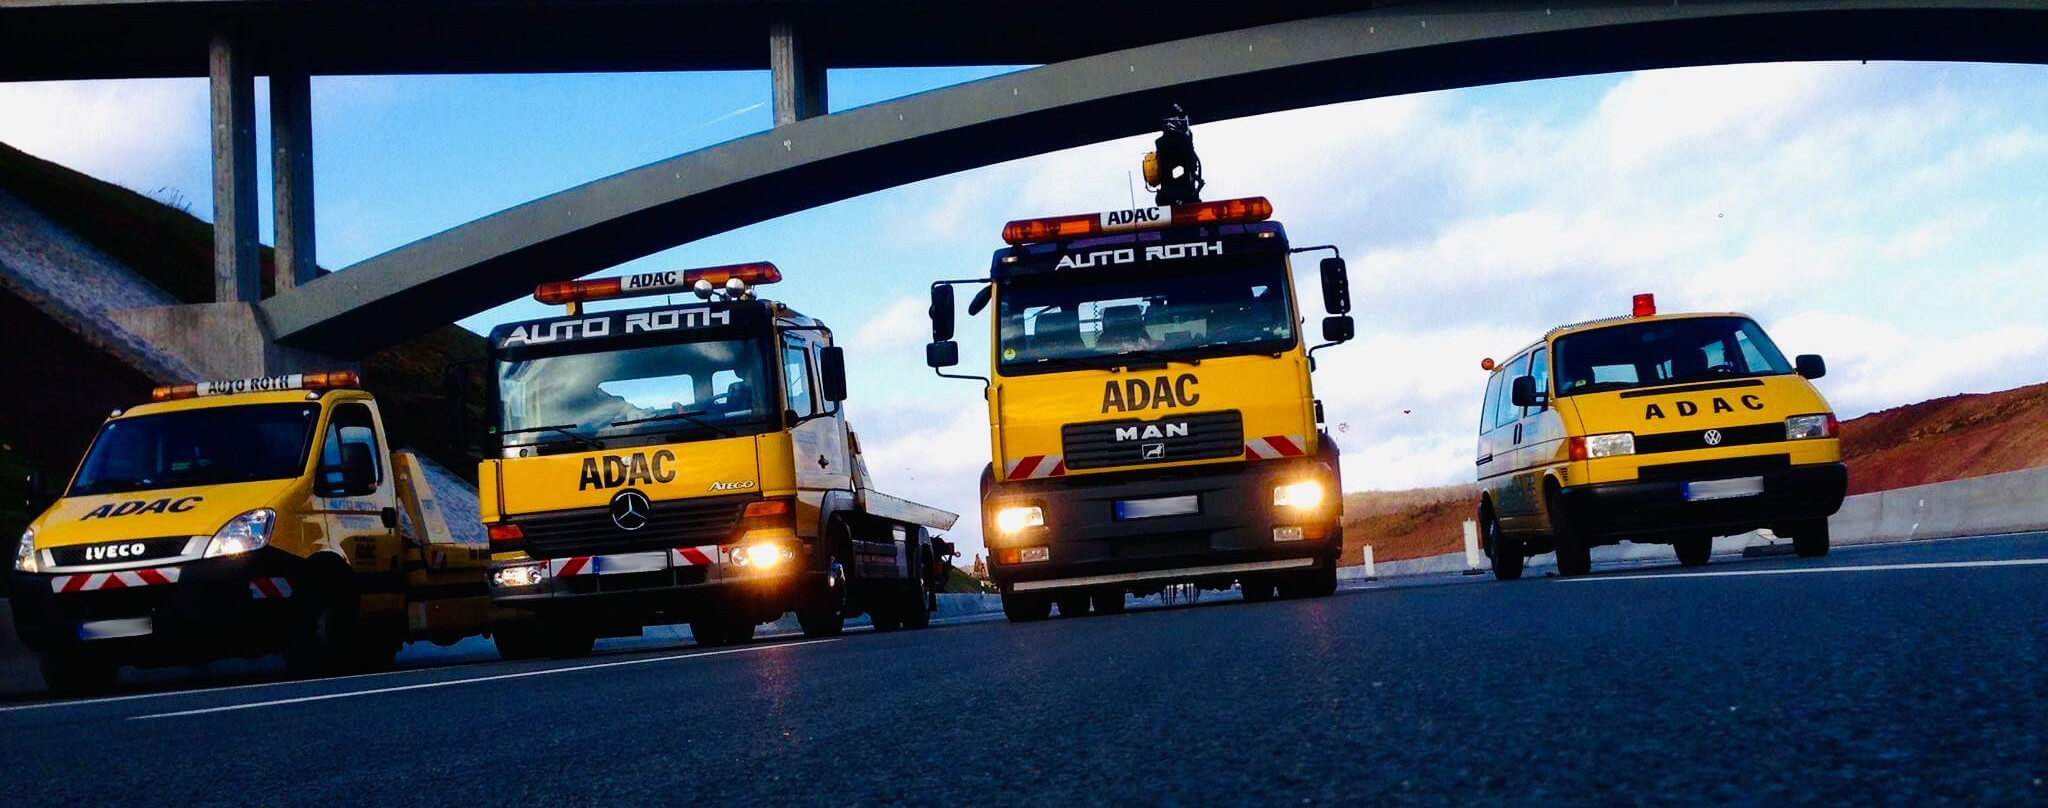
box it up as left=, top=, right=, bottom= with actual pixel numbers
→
left=152, top=370, right=361, bottom=402
left=1000, top=196, right=1273, bottom=245
left=1633, top=293, right=1657, bottom=318
left=534, top=262, right=782, bottom=308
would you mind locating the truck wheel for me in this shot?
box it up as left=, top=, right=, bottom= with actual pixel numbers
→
left=1488, top=514, right=1525, bottom=581
left=1091, top=589, right=1127, bottom=615
left=1675, top=535, right=1712, bottom=567
left=285, top=574, right=369, bottom=675
left=798, top=560, right=847, bottom=638
left=1240, top=578, right=1276, bottom=602
left=1055, top=594, right=1090, bottom=618
left=869, top=598, right=904, bottom=632
left=1549, top=492, right=1593, bottom=577
left=39, top=649, right=119, bottom=697
left=1790, top=519, right=1832, bottom=558
left=900, top=584, right=932, bottom=629
left=1002, top=592, right=1051, bottom=622
left=691, top=618, right=734, bottom=647
left=492, top=624, right=547, bottom=660
left=1279, top=564, right=1338, bottom=599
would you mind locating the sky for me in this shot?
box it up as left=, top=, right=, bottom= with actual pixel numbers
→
left=4, top=60, right=2047, bottom=560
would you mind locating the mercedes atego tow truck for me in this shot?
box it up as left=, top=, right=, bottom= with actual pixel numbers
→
left=925, top=113, right=1355, bottom=621
left=11, top=372, right=511, bottom=694
left=478, top=262, right=958, bottom=656
left=1474, top=294, right=1847, bottom=580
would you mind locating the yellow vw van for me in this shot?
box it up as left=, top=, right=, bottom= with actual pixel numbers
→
left=1474, top=295, right=1846, bottom=579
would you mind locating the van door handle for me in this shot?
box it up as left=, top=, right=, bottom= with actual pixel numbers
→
left=1513, top=425, right=1523, bottom=445
left=1475, top=454, right=1493, bottom=467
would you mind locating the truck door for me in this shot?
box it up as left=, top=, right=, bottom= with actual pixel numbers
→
left=783, top=332, right=853, bottom=492
left=314, top=403, right=402, bottom=595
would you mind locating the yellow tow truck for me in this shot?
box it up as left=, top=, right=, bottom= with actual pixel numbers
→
left=477, top=263, right=959, bottom=657
left=925, top=113, right=1356, bottom=621
left=11, top=372, right=511, bottom=694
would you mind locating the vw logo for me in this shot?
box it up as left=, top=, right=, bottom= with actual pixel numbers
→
left=610, top=489, right=651, bottom=532
left=1703, top=429, right=1723, bottom=446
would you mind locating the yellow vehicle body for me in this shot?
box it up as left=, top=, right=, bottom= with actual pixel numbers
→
left=1476, top=309, right=1847, bottom=577
left=11, top=385, right=510, bottom=692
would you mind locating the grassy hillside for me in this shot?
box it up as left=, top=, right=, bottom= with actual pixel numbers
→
left=0, top=141, right=486, bottom=545
left=1343, top=380, right=2048, bottom=561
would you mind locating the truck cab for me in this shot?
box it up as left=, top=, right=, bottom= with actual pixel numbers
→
left=1476, top=295, right=1848, bottom=579
left=929, top=196, right=1355, bottom=620
left=10, top=372, right=505, bottom=694
left=479, top=263, right=957, bottom=656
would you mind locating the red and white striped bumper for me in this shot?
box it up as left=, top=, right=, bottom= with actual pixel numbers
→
left=1005, top=454, right=1067, bottom=480
left=1244, top=434, right=1308, bottom=460
left=49, top=567, right=180, bottom=593
left=546, top=545, right=722, bottom=577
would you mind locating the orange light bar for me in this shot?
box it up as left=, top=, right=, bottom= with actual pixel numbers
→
left=533, top=262, right=782, bottom=305
left=1000, top=196, right=1274, bottom=245
left=151, top=370, right=360, bottom=402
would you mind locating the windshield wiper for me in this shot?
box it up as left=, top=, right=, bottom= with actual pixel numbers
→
left=610, top=409, right=734, bottom=437
left=499, top=423, right=601, bottom=450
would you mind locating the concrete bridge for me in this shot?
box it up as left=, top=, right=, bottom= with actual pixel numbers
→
left=5, top=0, right=2048, bottom=371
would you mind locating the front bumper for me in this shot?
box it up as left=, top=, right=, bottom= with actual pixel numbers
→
left=1561, top=461, right=1848, bottom=543
left=9, top=548, right=304, bottom=661
left=488, top=550, right=829, bottom=624
left=985, top=458, right=1339, bottom=593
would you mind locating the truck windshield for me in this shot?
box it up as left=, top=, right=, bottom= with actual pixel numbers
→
left=69, top=403, right=321, bottom=496
left=497, top=337, right=776, bottom=450
left=996, top=255, right=1295, bottom=373
left=1554, top=316, right=1794, bottom=396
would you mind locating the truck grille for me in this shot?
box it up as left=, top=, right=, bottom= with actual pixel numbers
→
left=1634, top=423, right=1786, bottom=455
left=50, top=536, right=193, bottom=567
left=1062, top=410, right=1244, bottom=471
left=515, top=495, right=750, bottom=559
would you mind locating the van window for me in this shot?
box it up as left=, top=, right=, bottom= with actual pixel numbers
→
left=781, top=336, right=816, bottom=418
left=1493, top=354, right=1528, bottom=429
left=1480, top=372, right=1503, bottom=432
left=1525, top=348, right=1550, bottom=417
left=319, top=403, right=383, bottom=492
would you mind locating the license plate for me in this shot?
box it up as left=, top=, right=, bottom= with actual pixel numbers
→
left=78, top=617, right=153, bottom=640
left=1683, top=476, right=1765, bottom=502
left=1115, top=495, right=1200, bottom=520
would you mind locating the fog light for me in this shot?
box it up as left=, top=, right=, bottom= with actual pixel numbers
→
left=733, top=542, right=794, bottom=570
left=994, top=505, right=1044, bottom=535
left=491, top=564, right=545, bottom=588
left=1019, top=546, right=1051, bottom=563
left=1273, top=480, right=1324, bottom=509
left=1273, top=526, right=1305, bottom=542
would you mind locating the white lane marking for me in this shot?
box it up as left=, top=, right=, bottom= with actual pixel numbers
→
left=128, top=639, right=839, bottom=721
left=1562, top=557, right=2048, bottom=583
left=0, top=659, right=496, bottom=715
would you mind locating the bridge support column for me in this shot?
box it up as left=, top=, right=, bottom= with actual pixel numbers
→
left=208, top=32, right=261, bottom=304
left=270, top=70, right=317, bottom=292
left=769, top=19, right=827, bottom=125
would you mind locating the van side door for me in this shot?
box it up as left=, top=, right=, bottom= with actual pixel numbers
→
left=1493, top=353, right=1538, bottom=529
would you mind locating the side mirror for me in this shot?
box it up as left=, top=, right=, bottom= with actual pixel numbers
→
left=967, top=285, right=993, bottom=316
left=926, top=340, right=960, bottom=369
left=819, top=346, right=849, bottom=403
left=1321, top=315, right=1353, bottom=343
left=929, top=285, right=956, bottom=342
left=24, top=470, right=57, bottom=514
left=1319, top=257, right=1351, bottom=315
left=1510, top=375, right=1545, bottom=409
left=1795, top=354, right=1826, bottom=380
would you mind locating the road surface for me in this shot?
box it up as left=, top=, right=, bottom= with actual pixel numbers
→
left=3, top=533, right=2044, bottom=806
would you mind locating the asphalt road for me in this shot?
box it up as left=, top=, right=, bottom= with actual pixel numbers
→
left=3, top=533, right=2044, bottom=807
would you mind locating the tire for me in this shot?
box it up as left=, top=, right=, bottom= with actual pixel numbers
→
left=285, top=572, right=373, bottom=675
left=1790, top=519, right=1832, bottom=558
left=691, top=617, right=741, bottom=647
left=1549, top=491, right=1593, bottom=577
left=797, top=559, right=848, bottom=638
left=869, top=597, right=904, bottom=632
left=1240, top=578, right=1277, bottom=603
left=900, top=548, right=933, bottom=629
left=1279, top=564, right=1338, bottom=599
left=492, top=623, right=548, bottom=661
left=1091, top=589, right=1127, bottom=615
left=545, top=629, right=596, bottom=659
left=1675, top=535, right=1712, bottom=567
left=1002, top=591, right=1051, bottom=622
left=1055, top=594, right=1090, bottom=618
left=1487, top=511, right=1524, bottom=581
left=39, top=649, right=119, bottom=697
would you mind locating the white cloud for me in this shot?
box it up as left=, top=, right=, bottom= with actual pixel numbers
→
left=846, top=296, right=932, bottom=352
left=0, top=78, right=210, bottom=208
left=1769, top=312, right=2048, bottom=418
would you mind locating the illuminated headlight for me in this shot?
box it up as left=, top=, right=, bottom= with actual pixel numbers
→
left=1786, top=413, right=1838, bottom=440
left=203, top=509, right=275, bottom=558
left=730, top=543, right=795, bottom=569
left=994, top=505, right=1044, bottom=535
left=1273, top=480, right=1324, bottom=509
left=491, top=564, right=546, bottom=588
left=14, top=528, right=38, bottom=574
left=1583, top=432, right=1635, bottom=459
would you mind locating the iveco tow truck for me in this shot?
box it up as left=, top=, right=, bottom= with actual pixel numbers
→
left=11, top=372, right=510, bottom=694
left=926, top=112, right=1355, bottom=621
left=478, top=262, right=958, bottom=656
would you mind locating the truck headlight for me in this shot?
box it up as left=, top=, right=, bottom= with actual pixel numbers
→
left=204, top=509, right=275, bottom=558
left=1273, top=480, right=1324, bottom=509
left=14, top=528, right=38, bottom=574
left=730, top=542, right=795, bottom=570
left=1785, top=413, right=1838, bottom=440
left=993, top=505, right=1044, bottom=535
left=1571, top=432, right=1635, bottom=460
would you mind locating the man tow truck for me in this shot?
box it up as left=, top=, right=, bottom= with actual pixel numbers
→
left=477, top=262, right=958, bottom=656
left=926, top=111, right=1356, bottom=621
left=11, top=372, right=511, bottom=694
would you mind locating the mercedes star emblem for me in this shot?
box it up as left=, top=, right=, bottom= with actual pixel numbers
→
left=1703, top=429, right=1723, bottom=447
left=610, top=489, right=651, bottom=531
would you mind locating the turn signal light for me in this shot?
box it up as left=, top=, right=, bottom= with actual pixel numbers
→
left=488, top=523, right=526, bottom=550
left=1001, top=196, right=1274, bottom=245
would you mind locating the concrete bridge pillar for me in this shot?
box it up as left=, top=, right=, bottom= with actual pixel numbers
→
left=769, top=19, right=827, bottom=125
left=207, top=32, right=260, bottom=304
left=269, top=70, right=317, bottom=292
